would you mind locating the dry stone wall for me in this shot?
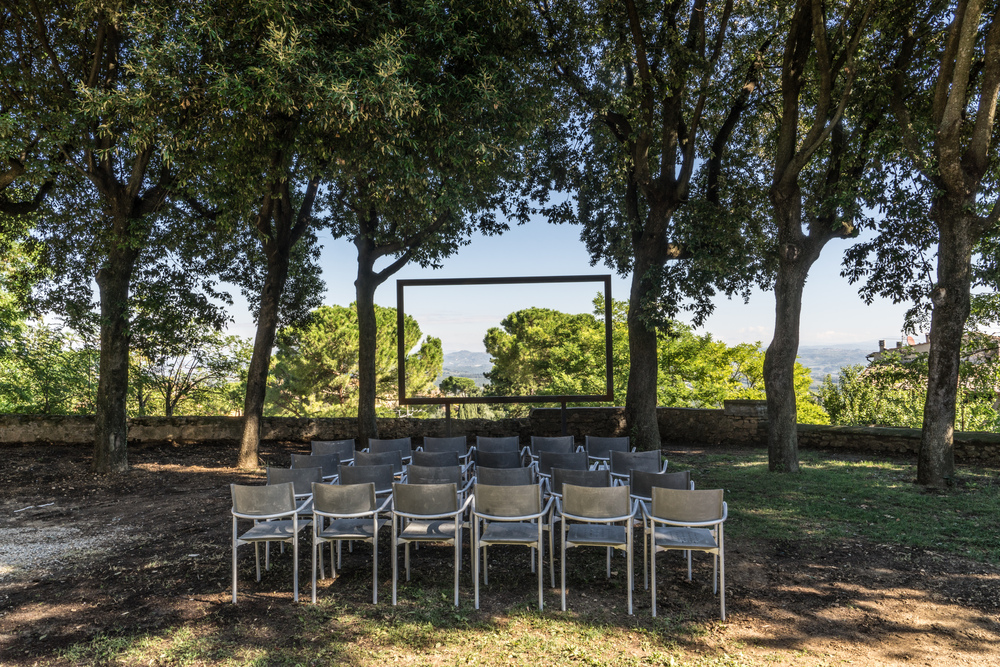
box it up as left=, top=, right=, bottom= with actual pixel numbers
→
left=1, top=408, right=998, bottom=465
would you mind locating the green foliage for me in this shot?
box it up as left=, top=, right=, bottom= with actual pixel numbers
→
left=485, top=295, right=827, bottom=423
left=266, top=303, right=441, bottom=417
left=439, top=376, right=478, bottom=397
left=131, top=333, right=251, bottom=417
left=820, top=334, right=1000, bottom=431
left=0, top=321, right=97, bottom=415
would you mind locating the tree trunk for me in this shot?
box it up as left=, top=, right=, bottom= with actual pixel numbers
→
left=92, top=243, right=138, bottom=474
left=624, top=247, right=662, bottom=452
left=763, top=257, right=809, bottom=472
left=918, top=201, right=973, bottom=487
left=355, top=249, right=380, bottom=446
left=237, top=253, right=290, bottom=469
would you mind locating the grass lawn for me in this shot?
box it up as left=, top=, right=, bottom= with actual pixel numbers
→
left=4, top=444, right=997, bottom=667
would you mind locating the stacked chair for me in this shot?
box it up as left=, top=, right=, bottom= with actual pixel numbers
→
left=227, top=432, right=727, bottom=619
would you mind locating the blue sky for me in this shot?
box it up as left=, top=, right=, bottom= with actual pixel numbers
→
left=225, top=219, right=912, bottom=356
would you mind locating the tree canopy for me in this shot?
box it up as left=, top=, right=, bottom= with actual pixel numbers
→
left=266, top=303, right=441, bottom=418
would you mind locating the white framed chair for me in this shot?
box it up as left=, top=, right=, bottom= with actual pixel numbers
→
left=368, top=437, right=413, bottom=464
left=545, top=468, right=611, bottom=588
left=584, top=435, right=633, bottom=469
left=422, top=436, right=472, bottom=465
left=526, top=435, right=575, bottom=463
left=559, top=483, right=637, bottom=615
left=391, top=482, right=473, bottom=607
left=312, top=439, right=355, bottom=466
left=311, top=481, right=390, bottom=604
left=230, top=482, right=309, bottom=603
left=472, top=483, right=553, bottom=610
left=290, top=453, right=340, bottom=481
left=629, top=469, right=693, bottom=589
left=646, top=487, right=728, bottom=620
left=610, top=449, right=667, bottom=485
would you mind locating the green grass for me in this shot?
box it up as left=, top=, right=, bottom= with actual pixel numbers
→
left=681, top=449, right=1000, bottom=564
left=50, top=449, right=999, bottom=666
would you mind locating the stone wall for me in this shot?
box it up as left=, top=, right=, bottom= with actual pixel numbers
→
left=2, top=410, right=999, bottom=465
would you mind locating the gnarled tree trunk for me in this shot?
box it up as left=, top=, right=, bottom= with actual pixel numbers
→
left=763, top=243, right=817, bottom=473
left=92, top=239, right=139, bottom=474
left=238, top=251, right=291, bottom=469
left=918, top=199, right=974, bottom=487
left=624, top=247, right=662, bottom=452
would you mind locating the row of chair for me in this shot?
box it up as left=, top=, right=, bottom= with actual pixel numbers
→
left=231, top=456, right=728, bottom=618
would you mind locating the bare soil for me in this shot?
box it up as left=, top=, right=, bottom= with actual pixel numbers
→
left=0, top=442, right=997, bottom=666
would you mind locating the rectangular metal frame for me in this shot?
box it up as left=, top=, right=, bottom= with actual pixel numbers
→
left=397, top=275, right=614, bottom=406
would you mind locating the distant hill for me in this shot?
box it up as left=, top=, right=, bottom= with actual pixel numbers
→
left=440, top=351, right=493, bottom=388
left=797, top=344, right=873, bottom=387
left=437, top=347, right=873, bottom=391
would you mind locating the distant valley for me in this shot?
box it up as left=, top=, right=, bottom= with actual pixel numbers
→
left=438, top=345, right=876, bottom=390
left=440, top=350, right=493, bottom=387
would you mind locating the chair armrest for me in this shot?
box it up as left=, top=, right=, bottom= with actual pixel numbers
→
left=561, top=510, right=635, bottom=524
left=232, top=508, right=298, bottom=521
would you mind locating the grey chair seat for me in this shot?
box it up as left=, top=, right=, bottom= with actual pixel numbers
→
left=652, top=526, right=718, bottom=551
left=479, top=521, right=539, bottom=545
left=567, top=523, right=627, bottom=546
left=318, top=517, right=389, bottom=541
left=400, top=519, right=459, bottom=541
left=239, top=519, right=304, bottom=541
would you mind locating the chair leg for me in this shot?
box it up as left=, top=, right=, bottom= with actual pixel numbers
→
left=405, top=543, right=411, bottom=581
left=292, top=531, right=299, bottom=603
left=255, top=542, right=261, bottom=582
left=687, top=550, right=692, bottom=580
left=373, top=532, right=380, bottom=605
left=537, top=526, right=544, bottom=611
left=643, top=528, right=649, bottom=590
left=606, top=546, right=611, bottom=578
left=719, top=526, right=725, bottom=621
left=392, top=515, right=398, bottom=606
left=232, top=525, right=239, bottom=604
left=560, top=521, right=567, bottom=612
left=311, top=537, right=318, bottom=604
left=453, top=518, right=460, bottom=607
left=483, top=544, right=489, bottom=586
left=651, top=548, right=657, bottom=618
left=473, top=518, right=480, bottom=610
left=627, top=530, right=633, bottom=616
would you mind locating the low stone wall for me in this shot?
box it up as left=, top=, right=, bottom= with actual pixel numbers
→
left=2, top=410, right=999, bottom=465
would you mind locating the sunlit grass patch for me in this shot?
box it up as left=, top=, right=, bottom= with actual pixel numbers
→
left=675, top=449, right=1000, bottom=564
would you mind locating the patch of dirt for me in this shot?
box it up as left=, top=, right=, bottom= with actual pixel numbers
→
left=0, top=442, right=997, bottom=666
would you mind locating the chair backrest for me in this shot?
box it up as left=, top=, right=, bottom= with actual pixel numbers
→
left=231, top=482, right=295, bottom=515
left=537, top=450, right=588, bottom=477
left=312, top=481, right=376, bottom=514
left=412, top=450, right=460, bottom=468
left=354, top=449, right=404, bottom=474
left=475, top=436, right=520, bottom=453
left=392, top=482, right=458, bottom=515
left=422, top=436, right=469, bottom=456
left=474, top=483, right=540, bottom=518
left=339, top=464, right=394, bottom=493
left=585, top=435, right=630, bottom=459
left=551, top=468, right=610, bottom=496
left=290, top=453, right=340, bottom=477
left=369, top=437, right=412, bottom=459
left=562, top=483, right=630, bottom=519
left=476, top=465, right=536, bottom=486
left=652, top=488, right=724, bottom=522
left=529, top=435, right=574, bottom=456
left=610, top=449, right=663, bottom=476
left=406, top=464, right=463, bottom=485
left=311, top=439, right=355, bottom=461
left=475, top=450, right=522, bottom=469
left=266, top=467, right=323, bottom=495
left=630, top=469, right=692, bottom=499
